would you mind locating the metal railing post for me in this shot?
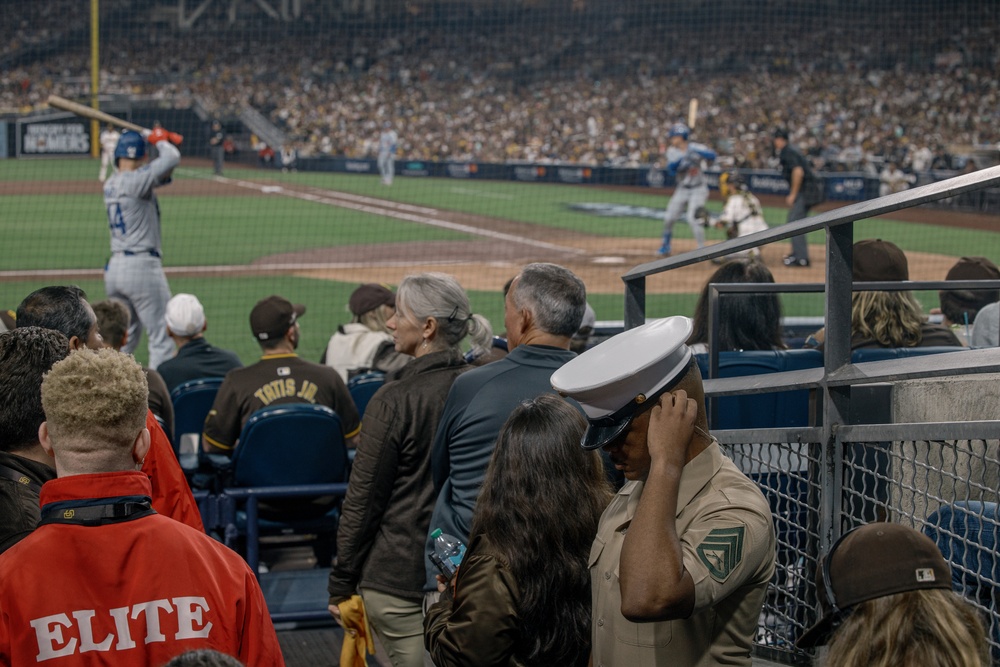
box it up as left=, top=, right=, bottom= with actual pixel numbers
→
left=624, top=276, right=646, bottom=330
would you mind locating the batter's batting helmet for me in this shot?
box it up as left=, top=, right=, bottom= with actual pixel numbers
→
left=668, top=123, right=690, bottom=140
left=114, top=131, right=145, bottom=161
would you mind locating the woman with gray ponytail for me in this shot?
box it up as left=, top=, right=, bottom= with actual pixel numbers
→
left=328, top=273, right=491, bottom=667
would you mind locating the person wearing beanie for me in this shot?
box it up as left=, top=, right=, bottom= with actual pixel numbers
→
left=157, top=293, right=243, bottom=392
left=804, top=239, right=962, bottom=350
left=322, top=283, right=409, bottom=383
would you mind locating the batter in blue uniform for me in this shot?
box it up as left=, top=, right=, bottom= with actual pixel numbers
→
left=102, top=128, right=182, bottom=370
left=659, top=123, right=716, bottom=257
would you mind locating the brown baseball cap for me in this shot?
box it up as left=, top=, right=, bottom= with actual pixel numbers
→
left=945, top=256, right=1000, bottom=282
left=349, top=283, right=395, bottom=317
left=797, top=522, right=952, bottom=648
left=250, top=295, right=305, bottom=342
left=853, top=239, right=909, bottom=282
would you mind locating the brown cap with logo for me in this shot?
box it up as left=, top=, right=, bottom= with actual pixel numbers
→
left=250, top=295, right=305, bottom=342
left=797, top=522, right=952, bottom=648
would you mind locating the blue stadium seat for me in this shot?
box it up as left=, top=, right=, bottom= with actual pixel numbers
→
left=221, top=404, right=350, bottom=574
left=170, top=377, right=224, bottom=471
left=696, top=349, right=823, bottom=430
left=347, top=370, right=386, bottom=419
left=465, top=335, right=509, bottom=363
left=850, top=345, right=968, bottom=363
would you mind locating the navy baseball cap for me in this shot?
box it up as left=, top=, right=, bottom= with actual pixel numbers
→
left=551, top=317, right=694, bottom=450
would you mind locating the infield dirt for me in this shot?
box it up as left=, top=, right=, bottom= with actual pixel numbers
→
left=14, top=166, right=990, bottom=295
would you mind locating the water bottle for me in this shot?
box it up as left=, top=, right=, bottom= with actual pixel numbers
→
left=430, top=528, right=466, bottom=579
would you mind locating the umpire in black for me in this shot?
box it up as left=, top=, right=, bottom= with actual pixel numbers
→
left=774, top=128, right=823, bottom=268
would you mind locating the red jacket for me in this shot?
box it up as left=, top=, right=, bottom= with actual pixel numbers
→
left=143, top=410, right=204, bottom=532
left=0, top=472, right=284, bottom=666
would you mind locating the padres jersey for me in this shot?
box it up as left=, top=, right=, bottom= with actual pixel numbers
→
left=203, top=353, right=361, bottom=452
left=100, top=129, right=121, bottom=155
left=103, top=141, right=180, bottom=254
left=590, top=441, right=775, bottom=667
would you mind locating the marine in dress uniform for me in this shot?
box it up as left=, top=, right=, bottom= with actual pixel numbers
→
left=551, top=316, right=776, bottom=667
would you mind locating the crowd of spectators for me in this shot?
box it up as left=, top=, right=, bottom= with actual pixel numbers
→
left=1, top=1, right=997, bottom=169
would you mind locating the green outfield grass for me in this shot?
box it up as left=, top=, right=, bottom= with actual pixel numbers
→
left=0, top=276, right=707, bottom=367
left=1, top=157, right=995, bottom=366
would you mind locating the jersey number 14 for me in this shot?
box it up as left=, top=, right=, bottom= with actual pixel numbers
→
left=107, top=203, right=126, bottom=237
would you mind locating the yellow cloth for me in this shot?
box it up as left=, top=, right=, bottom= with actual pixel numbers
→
left=338, top=594, right=375, bottom=667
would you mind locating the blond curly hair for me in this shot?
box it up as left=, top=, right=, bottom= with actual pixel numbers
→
left=41, top=349, right=148, bottom=467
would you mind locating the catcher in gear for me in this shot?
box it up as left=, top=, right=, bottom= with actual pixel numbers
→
left=702, top=171, right=769, bottom=263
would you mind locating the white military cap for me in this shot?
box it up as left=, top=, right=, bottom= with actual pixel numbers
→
left=551, top=316, right=693, bottom=450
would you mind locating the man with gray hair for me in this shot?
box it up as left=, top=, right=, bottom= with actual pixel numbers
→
left=0, top=349, right=283, bottom=665
left=423, top=262, right=587, bottom=593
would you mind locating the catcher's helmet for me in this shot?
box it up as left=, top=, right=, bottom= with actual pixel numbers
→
left=719, top=170, right=748, bottom=198
left=668, top=123, right=690, bottom=140
left=114, top=130, right=145, bottom=161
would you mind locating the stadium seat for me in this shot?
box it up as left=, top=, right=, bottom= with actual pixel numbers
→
left=851, top=345, right=969, bottom=363
left=464, top=335, right=509, bottom=363
left=696, top=349, right=823, bottom=430
left=220, top=404, right=350, bottom=574
left=347, top=370, right=386, bottom=419
left=170, top=377, right=224, bottom=472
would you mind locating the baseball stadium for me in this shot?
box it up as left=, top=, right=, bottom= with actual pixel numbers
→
left=2, top=0, right=1000, bottom=665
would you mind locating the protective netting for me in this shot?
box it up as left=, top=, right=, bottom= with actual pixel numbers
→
left=1, top=0, right=998, bottom=364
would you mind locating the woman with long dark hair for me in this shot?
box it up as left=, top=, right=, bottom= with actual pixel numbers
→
left=687, top=257, right=785, bottom=353
left=424, top=394, right=612, bottom=666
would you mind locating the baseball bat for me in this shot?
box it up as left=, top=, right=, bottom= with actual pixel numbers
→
left=688, top=98, right=698, bottom=130
left=47, top=95, right=147, bottom=133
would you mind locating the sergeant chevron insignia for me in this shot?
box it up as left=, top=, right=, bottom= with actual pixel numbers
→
left=697, top=526, right=745, bottom=582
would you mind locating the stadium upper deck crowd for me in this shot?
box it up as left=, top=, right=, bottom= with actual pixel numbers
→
left=1, top=1, right=996, bottom=170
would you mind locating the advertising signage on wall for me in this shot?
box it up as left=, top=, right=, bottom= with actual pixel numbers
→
left=19, top=118, right=90, bottom=156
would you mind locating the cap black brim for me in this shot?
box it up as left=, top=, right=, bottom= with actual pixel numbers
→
left=795, top=616, right=834, bottom=649
left=580, top=416, right=632, bottom=450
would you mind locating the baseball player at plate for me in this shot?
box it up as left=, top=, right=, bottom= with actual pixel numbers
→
left=659, top=123, right=716, bottom=257
left=102, top=126, right=183, bottom=370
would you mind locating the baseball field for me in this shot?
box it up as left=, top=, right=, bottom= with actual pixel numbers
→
left=2, top=156, right=996, bottom=366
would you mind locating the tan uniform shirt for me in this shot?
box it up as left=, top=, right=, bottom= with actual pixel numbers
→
left=590, top=440, right=776, bottom=667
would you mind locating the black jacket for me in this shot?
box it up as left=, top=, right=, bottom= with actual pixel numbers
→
left=0, top=452, right=56, bottom=554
